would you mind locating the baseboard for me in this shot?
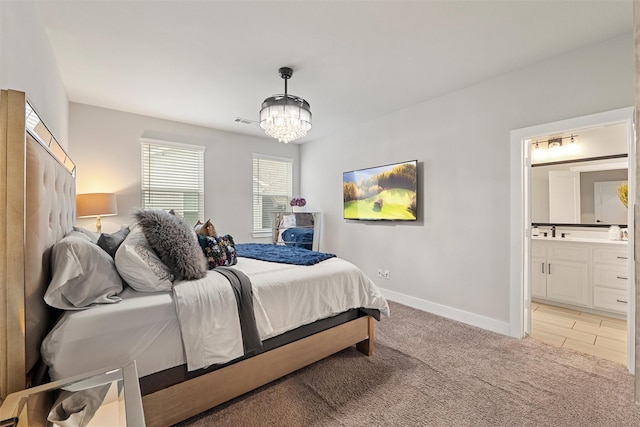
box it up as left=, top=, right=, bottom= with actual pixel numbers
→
left=379, top=288, right=511, bottom=336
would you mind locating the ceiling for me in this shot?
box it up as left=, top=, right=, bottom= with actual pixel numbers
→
left=37, top=1, right=633, bottom=143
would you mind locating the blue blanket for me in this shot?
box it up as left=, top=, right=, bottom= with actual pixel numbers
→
left=236, top=243, right=336, bottom=266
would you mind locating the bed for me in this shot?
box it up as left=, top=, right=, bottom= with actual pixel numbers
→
left=0, top=89, right=388, bottom=426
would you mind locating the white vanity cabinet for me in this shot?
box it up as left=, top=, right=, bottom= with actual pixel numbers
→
left=531, top=238, right=628, bottom=315
left=532, top=241, right=590, bottom=307
left=531, top=242, right=547, bottom=299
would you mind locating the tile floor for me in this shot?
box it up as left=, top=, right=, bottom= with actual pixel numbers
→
left=528, top=301, right=627, bottom=365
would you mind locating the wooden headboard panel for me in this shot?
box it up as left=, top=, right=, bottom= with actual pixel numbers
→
left=0, top=90, right=76, bottom=399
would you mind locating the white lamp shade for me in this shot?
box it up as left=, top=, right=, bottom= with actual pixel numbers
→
left=76, top=193, right=118, bottom=218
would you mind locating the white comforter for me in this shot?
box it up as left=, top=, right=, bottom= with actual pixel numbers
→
left=41, top=257, right=389, bottom=380
left=173, top=257, right=390, bottom=371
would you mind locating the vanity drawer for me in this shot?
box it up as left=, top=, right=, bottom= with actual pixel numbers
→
left=592, top=264, right=628, bottom=290
left=593, top=286, right=628, bottom=314
left=547, top=244, right=589, bottom=262
left=531, top=241, right=546, bottom=258
left=592, top=247, right=628, bottom=265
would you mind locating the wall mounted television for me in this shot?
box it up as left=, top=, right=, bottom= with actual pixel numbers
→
left=343, top=160, right=417, bottom=221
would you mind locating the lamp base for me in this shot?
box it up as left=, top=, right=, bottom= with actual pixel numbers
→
left=95, top=215, right=102, bottom=234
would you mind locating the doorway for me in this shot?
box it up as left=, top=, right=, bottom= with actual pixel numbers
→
left=509, top=107, right=635, bottom=373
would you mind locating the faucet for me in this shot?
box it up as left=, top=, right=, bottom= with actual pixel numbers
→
left=551, top=225, right=556, bottom=238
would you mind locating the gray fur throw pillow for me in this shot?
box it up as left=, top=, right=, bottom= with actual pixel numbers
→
left=134, top=209, right=207, bottom=281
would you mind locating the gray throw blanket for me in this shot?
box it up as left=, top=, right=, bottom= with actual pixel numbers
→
left=214, top=267, right=263, bottom=355
left=47, top=384, right=110, bottom=427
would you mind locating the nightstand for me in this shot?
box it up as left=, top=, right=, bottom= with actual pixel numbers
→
left=272, top=212, right=321, bottom=251
left=0, top=361, right=144, bottom=426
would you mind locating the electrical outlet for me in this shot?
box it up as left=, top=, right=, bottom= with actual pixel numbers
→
left=377, top=269, right=383, bottom=278
left=383, top=269, right=390, bottom=279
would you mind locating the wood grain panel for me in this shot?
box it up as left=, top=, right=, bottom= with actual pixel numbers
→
left=1, top=90, right=27, bottom=398
left=142, top=315, right=373, bottom=427
left=0, top=89, right=8, bottom=400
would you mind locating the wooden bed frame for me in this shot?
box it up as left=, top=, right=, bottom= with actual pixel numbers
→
left=0, top=89, right=376, bottom=426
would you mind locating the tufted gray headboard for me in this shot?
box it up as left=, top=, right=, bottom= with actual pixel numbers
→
left=0, top=89, right=76, bottom=398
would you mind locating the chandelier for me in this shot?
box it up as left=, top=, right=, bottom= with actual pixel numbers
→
left=259, top=67, right=312, bottom=143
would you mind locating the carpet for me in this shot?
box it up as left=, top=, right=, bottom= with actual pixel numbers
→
left=176, top=301, right=640, bottom=426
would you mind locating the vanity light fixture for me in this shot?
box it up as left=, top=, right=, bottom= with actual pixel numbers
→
left=566, top=135, right=580, bottom=154
left=532, top=142, right=547, bottom=161
left=530, top=134, right=579, bottom=161
left=259, top=67, right=312, bottom=144
left=548, top=137, right=563, bottom=156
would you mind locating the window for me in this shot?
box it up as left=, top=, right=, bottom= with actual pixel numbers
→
left=141, top=139, right=204, bottom=225
left=252, top=154, right=293, bottom=232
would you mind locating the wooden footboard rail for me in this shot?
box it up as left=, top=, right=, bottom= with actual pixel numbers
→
left=142, top=315, right=375, bottom=427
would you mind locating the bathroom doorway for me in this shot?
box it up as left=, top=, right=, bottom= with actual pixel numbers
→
left=509, top=107, right=636, bottom=372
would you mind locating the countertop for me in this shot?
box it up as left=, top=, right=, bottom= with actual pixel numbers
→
left=532, top=236, right=628, bottom=245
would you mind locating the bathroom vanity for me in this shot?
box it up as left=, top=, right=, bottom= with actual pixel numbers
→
left=532, top=236, right=628, bottom=316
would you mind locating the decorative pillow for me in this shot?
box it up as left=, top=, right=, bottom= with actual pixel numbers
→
left=72, top=226, right=100, bottom=243
left=197, top=234, right=238, bottom=269
left=97, top=227, right=130, bottom=259
left=280, top=214, right=296, bottom=228
left=134, top=209, right=207, bottom=281
left=194, top=219, right=217, bottom=237
left=45, top=234, right=124, bottom=310
left=114, top=225, right=174, bottom=292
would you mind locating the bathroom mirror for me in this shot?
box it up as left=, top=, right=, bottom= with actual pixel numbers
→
left=531, top=157, right=628, bottom=225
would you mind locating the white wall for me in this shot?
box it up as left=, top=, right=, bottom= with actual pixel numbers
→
left=0, top=1, right=68, bottom=147
left=300, top=34, right=634, bottom=333
left=68, top=103, right=300, bottom=242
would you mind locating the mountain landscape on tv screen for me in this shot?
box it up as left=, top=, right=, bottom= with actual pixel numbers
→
left=343, top=161, right=417, bottom=221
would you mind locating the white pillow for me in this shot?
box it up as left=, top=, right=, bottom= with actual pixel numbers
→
left=45, top=234, right=124, bottom=310
left=281, top=214, right=297, bottom=228
left=278, top=214, right=297, bottom=243
left=72, top=226, right=100, bottom=244
left=115, top=225, right=174, bottom=292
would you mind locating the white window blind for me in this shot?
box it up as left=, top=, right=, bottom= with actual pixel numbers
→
left=253, top=154, right=293, bottom=232
left=141, top=139, right=204, bottom=225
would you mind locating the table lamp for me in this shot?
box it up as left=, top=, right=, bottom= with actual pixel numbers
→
left=76, top=193, right=118, bottom=233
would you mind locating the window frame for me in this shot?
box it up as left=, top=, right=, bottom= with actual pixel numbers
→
left=252, top=153, right=294, bottom=236
left=140, top=138, right=205, bottom=225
